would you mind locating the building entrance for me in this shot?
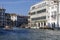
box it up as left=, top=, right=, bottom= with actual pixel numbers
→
left=52, top=23, right=55, bottom=28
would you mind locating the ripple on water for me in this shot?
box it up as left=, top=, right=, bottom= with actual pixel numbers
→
left=0, top=29, right=60, bottom=40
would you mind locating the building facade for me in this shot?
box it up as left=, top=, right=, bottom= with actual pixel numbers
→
left=17, top=15, right=28, bottom=27
left=28, top=0, right=60, bottom=28
left=0, top=8, right=28, bottom=28
left=0, top=8, right=6, bottom=28
left=10, top=14, right=17, bottom=27
left=5, top=13, right=12, bottom=27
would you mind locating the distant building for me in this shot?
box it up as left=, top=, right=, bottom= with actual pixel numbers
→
left=0, top=8, right=6, bottom=28
left=17, top=15, right=28, bottom=27
left=10, top=14, right=17, bottom=21
left=28, top=0, right=60, bottom=28
left=0, top=8, right=28, bottom=28
left=10, top=13, right=17, bottom=27
left=5, top=13, right=12, bottom=27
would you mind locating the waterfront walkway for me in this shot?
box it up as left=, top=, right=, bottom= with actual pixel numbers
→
left=0, top=29, right=60, bottom=40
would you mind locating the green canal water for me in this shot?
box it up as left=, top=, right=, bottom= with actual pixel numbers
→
left=0, top=28, right=60, bottom=40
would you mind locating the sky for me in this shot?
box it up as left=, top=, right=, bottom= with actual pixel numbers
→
left=0, top=0, right=42, bottom=16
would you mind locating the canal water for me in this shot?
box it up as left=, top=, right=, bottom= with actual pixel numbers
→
left=0, top=28, right=60, bottom=40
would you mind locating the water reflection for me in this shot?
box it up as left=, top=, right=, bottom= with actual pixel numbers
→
left=0, top=28, right=60, bottom=40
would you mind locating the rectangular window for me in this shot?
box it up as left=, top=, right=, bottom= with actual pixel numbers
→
left=54, top=1, right=57, bottom=3
left=37, top=9, right=46, bottom=13
left=31, top=12, right=35, bottom=15
left=32, top=6, right=35, bottom=10
left=32, top=16, right=46, bottom=21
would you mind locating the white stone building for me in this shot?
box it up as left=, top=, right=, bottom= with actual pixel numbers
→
left=28, top=0, right=60, bottom=28
left=10, top=14, right=17, bottom=21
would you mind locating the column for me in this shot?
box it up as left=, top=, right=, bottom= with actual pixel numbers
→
left=40, top=22, right=41, bottom=27
left=36, top=23, right=38, bottom=27
left=43, top=22, right=44, bottom=27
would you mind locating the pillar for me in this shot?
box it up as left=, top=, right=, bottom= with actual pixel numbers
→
left=40, top=22, right=41, bottom=27
left=36, top=23, right=38, bottom=27
left=43, top=22, right=44, bottom=27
